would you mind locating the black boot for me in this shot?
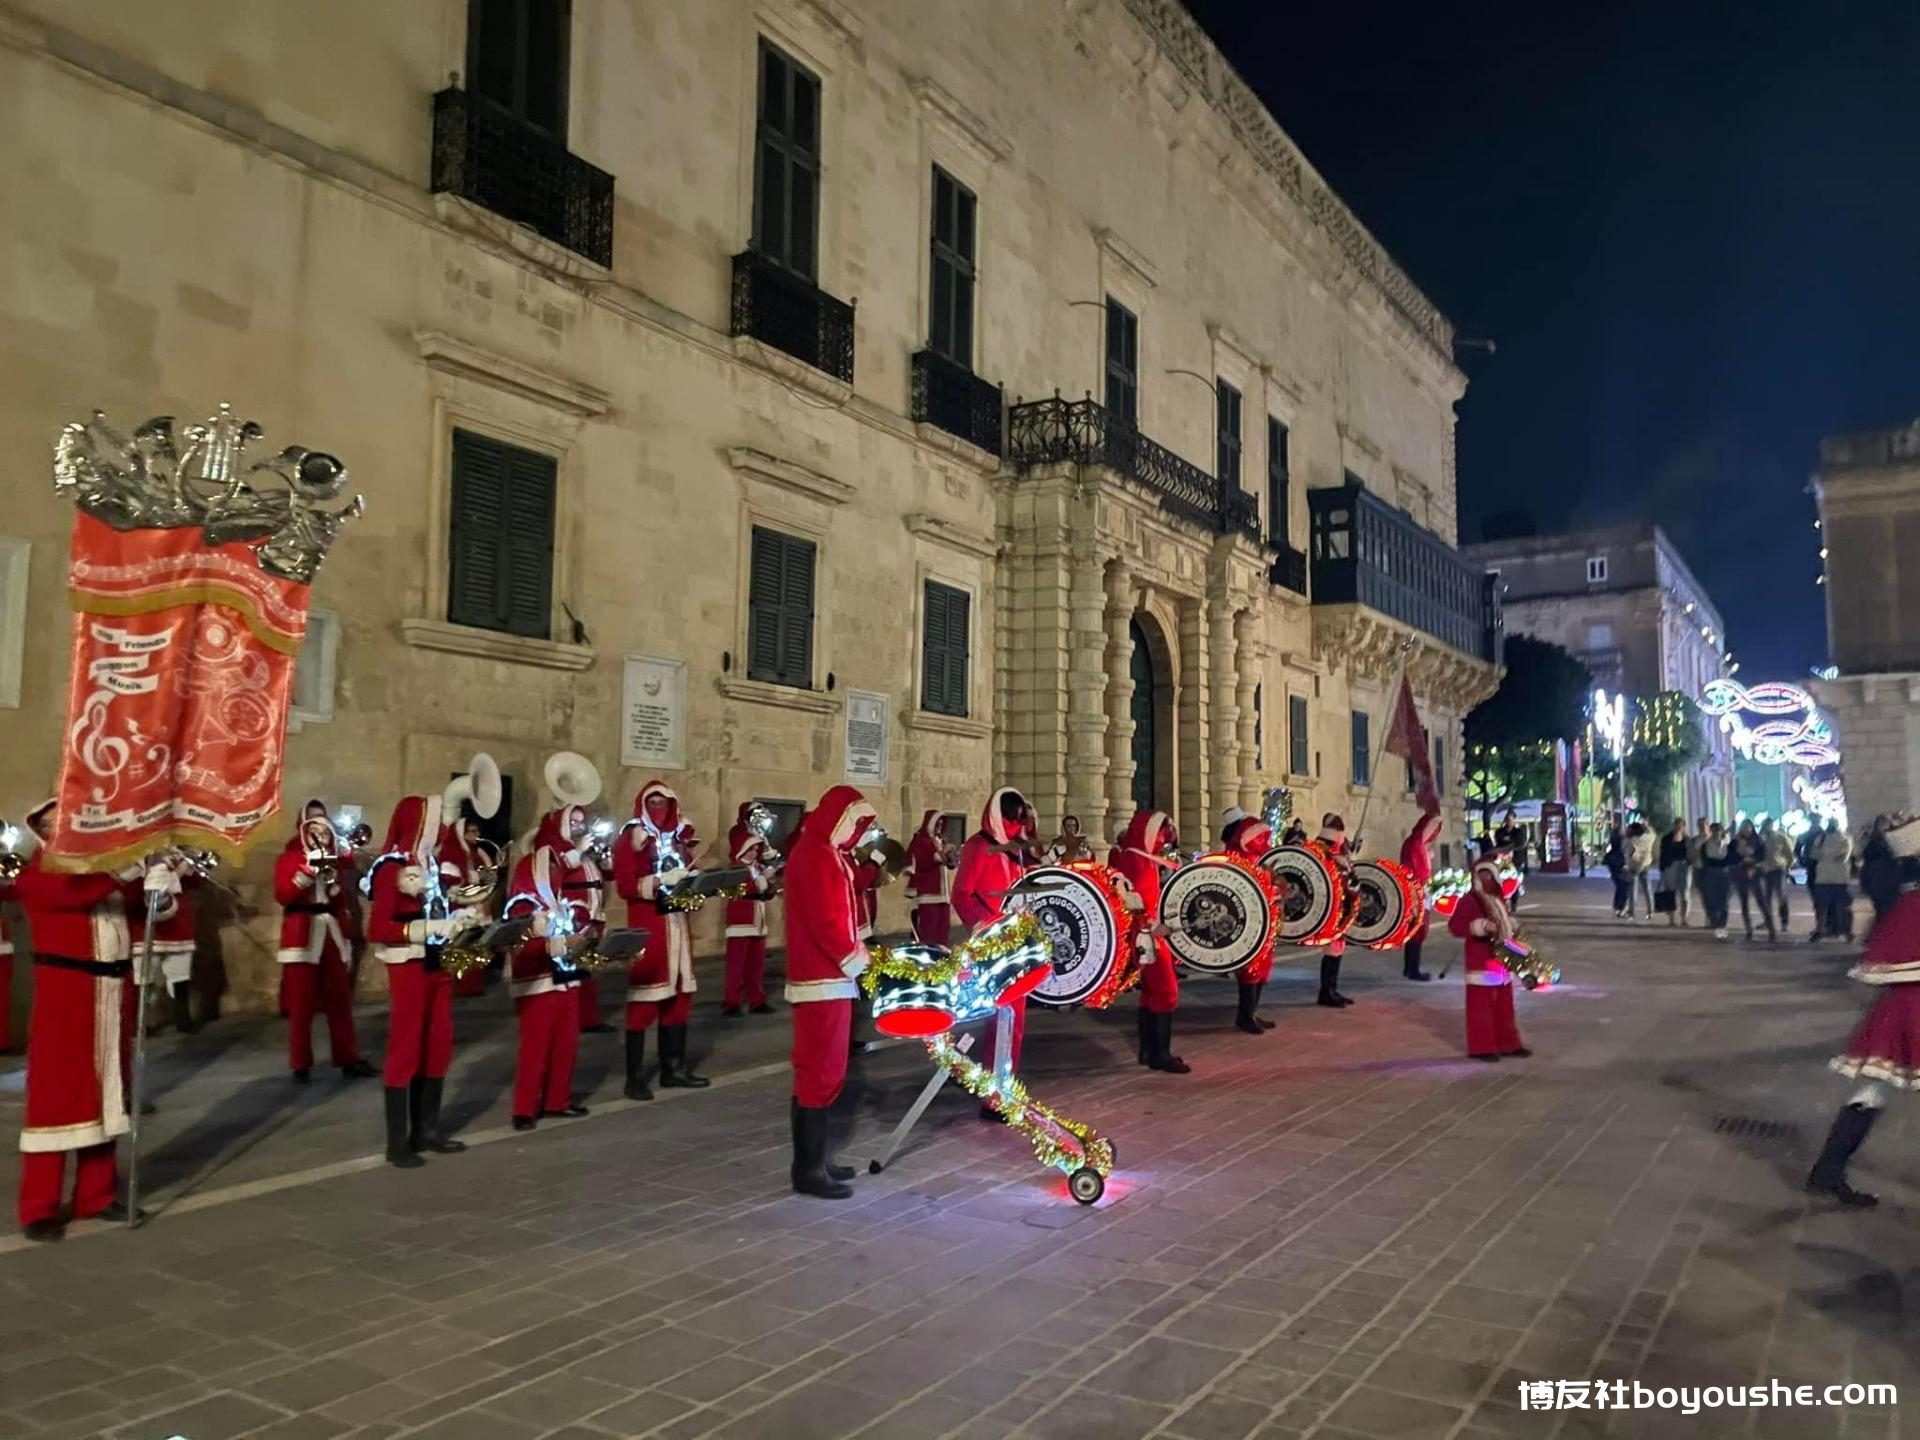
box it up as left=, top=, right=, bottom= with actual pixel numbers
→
left=413, top=1077, right=465, bottom=1154
left=791, top=1102, right=853, bottom=1199
left=1253, top=983, right=1276, bottom=1028
left=1403, top=939, right=1430, bottom=982
left=1235, top=983, right=1262, bottom=1035
left=795, top=1099, right=854, bottom=1182
left=338, top=1058, right=376, bottom=1080
left=1807, top=1103, right=1880, bottom=1207
left=658, top=1026, right=711, bottom=1089
left=384, top=1086, right=424, bottom=1169
left=1136, top=1005, right=1153, bottom=1065
left=170, top=981, right=199, bottom=1034
left=1319, top=953, right=1351, bottom=1007
left=623, top=1029, right=653, bottom=1101
left=1149, top=1012, right=1191, bottom=1074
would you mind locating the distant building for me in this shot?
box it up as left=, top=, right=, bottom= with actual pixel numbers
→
left=1810, top=422, right=1920, bottom=816
left=1463, top=525, right=1736, bottom=822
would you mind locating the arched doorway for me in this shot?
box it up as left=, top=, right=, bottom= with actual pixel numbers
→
left=1129, top=619, right=1156, bottom=815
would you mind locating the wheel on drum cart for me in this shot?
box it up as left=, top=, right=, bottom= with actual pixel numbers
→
left=1068, top=1167, right=1105, bottom=1205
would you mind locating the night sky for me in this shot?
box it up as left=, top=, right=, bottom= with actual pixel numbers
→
left=1184, top=0, right=1920, bottom=679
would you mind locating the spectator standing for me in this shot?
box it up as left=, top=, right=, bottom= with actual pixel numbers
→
left=1698, top=822, right=1733, bottom=938
left=1626, top=822, right=1656, bottom=920
left=1761, top=818, right=1793, bottom=931
left=1605, top=825, right=1631, bottom=917
left=1811, top=820, right=1855, bottom=943
left=1683, top=816, right=1710, bottom=926
left=1729, top=820, right=1774, bottom=941
left=1859, top=816, right=1903, bottom=929
left=1657, top=819, right=1690, bottom=926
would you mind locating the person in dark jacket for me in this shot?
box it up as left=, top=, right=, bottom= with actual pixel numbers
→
left=1730, top=820, right=1775, bottom=941
left=1605, top=825, right=1630, bottom=917
left=1657, top=820, right=1691, bottom=926
left=1860, top=816, right=1903, bottom=930
left=1697, top=823, right=1733, bottom=938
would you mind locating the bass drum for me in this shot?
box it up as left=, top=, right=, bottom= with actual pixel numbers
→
left=1344, top=858, right=1420, bottom=950
left=1258, top=844, right=1341, bottom=945
left=1004, top=864, right=1123, bottom=1009
left=1158, top=856, right=1275, bottom=974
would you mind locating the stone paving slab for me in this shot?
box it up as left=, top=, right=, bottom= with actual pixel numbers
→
left=0, top=877, right=1916, bottom=1440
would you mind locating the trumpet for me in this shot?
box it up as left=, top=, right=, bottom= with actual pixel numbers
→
left=0, top=818, right=25, bottom=882
left=745, top=801, right=783, bottom=865
left=584, top=817, right=618, bottom=870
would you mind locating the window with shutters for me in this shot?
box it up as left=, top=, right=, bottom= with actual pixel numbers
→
left=1289, top=693, right=1309, bottom=777
left=1267, top=417, right=1290, bottom=544
left=1104, top=298, right=1138, bottom=425
left=929, top=167, right=976, bottom=369
left=1351, top=709, right=1371, bottom=787
left=752, top=41, right=822, bottom=282
left=467, top=0, right=571, bottom=139
left=447, top=429, right=556, bottom=639
left=747, top=526, right=816, bottom=688
left=1434, top=733, right=1446, bottom=796
left=920, top=579, right=971, bottom=717
left=1216, top=380, right=1242, bottom=488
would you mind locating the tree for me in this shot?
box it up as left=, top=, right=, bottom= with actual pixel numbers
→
left=1464, top=635, right=1594, bottom=834
left=1623, top=691, right=1709, bottom=830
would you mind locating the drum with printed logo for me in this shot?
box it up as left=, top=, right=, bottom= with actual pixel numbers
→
left=1257, top=844, right=1345, bottom=946
left=1157, top=855, right=1277, bottom=974
left=867, top=944, right=958, bottom=1038
left=1005, top=864, right=1125, bottom=1009
left=1344, top=858, right=1423, bottom=950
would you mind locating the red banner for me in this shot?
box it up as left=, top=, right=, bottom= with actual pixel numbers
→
left=1383, top=671, right=1441, bottom=816
left=47, top=512, right=311, bottom=872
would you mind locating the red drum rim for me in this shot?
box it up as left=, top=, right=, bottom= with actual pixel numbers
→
left=994, top=965, right=1050, bottom=1004
left=873, top=1005, right=957, bottom=1039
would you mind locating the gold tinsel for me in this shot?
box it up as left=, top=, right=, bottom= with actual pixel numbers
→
left=439, top=946, right=491, bottom=981
left=926, top=1033, right=1114, bottom=1178
left=859, top=911, right=1049, bottom=996
left=664, top=883, right=752, bottom=913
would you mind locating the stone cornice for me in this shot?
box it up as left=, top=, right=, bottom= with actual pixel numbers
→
left=910, top=75, right=1013, bottom=164
left=727, top=446, right=856, bottom=507
left=1095, top=226, right=1160, bottom=291
left=1309, top=604, right=1501, bottom=712
left=415, top=330, right=610, bottom=418
left=906, top=512, right=999, bottom=559
left=400, top=618, right=595, bottom=672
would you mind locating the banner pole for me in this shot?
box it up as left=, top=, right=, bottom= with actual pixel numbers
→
left=1355, top=639, right=1416, bottom=851
left=125, top=881, right=162, bottom=1230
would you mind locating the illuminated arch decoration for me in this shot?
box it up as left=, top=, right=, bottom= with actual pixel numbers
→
left=1698, top=680, right=1840, bottom=768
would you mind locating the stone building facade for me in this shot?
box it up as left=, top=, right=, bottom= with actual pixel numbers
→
left=1464, top=525, right=1736, bottom=824
left=0, top=0, right=1499, bottom=1017
left=1811, top=422, right=1920, bottom=817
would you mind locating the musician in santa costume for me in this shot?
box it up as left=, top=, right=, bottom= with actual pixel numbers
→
left=366, top=793, right=473, bottom=1167
left=13, top=800, right=146, bottom=1239
left=129, top=869, right=200, bottom=1034
left=1447, top=841, right=1531, bottom=1062
left=1808, top=817, right=1920, bottom=1207
left=783, top=784, right=874, bottom=1199
left=446, top=815, right=494, bottom=1000
left=904, top=809, right=955, bottom=946
left=1220, top=807, right=1277, bottom=1035
left=721, top=803, right=777, bottom=1017
left=274, top=799, right=375, bottom=1083
left=954, top=788, right=1038, bottom=1107
left=1112, top=810, right=1190, bottom=1074
left=1316, top=815, right=1358, bottom=1008
left=502, top=811, right=595, bottom=1131
left=613, top=780, right=709, bottom=1099
left=851, top=854, right=881, bottom=941
left=1399, top=809, right=1441, bottom=982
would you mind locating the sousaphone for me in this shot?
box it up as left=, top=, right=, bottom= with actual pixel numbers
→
left=543, top=750, right=602, bottom=809
left=443, top=751, right=503, bottom=822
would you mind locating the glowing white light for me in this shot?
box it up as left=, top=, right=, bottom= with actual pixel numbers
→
left=1591, top=688, right=1626, bottom=756
left=0, top=825, right=17, bottom=851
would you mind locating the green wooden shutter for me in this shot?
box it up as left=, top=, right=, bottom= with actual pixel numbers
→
left=921, top=580, right=970, bottom=717
left=503, top=445, right=556, bottom=638
left=778, top=533, right=815, bottom=686
left=448, top=429, right=555, bottom=638
left=747, top=527, right=784, bottom=682
left=748, top=527, right=815, bottom=688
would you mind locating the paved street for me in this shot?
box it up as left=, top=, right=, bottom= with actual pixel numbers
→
left=0, top=875, right=1913, bottom=1440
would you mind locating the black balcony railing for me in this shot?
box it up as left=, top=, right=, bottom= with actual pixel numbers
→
left=1308, top=480, right=1503, bottom=663
left=730, top=251, right=856, bottom=383
left=1007, top=396, right=1260, bottom=538
left=912, top=349, right=1003, bottom=456
left=430, top=88, right=613, bottom=268
left=1268, top=542, right=1309, bottom=596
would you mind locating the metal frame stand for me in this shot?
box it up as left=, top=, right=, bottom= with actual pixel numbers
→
left=866, top=1006, right=1014, bottom=1175
left=125, top=883, right=162, bottom=1229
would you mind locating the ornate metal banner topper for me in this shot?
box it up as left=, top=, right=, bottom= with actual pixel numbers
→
left=54, top=403, right=363, bottom=584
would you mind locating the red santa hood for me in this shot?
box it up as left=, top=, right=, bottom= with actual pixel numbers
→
left=383, top=794, right=446, bottom=866
left=917, top=808, right=941, bottom=839
left=1224, top=816, right=1272, bottom=857
left=980, top=787, right=1032, bottom=845
left=533, top=805, right=589, bottom=855
left=1319, top=813, right=1347, bottom=845
left=627, top=780, right=682, bottom=834
left=286, top=797, right=336, bottom=855
left=1117, top=810, right=1172, bottom=856
left=802, top=785, right=877, bottom=852
left=729, top=802, right=764, bottom=864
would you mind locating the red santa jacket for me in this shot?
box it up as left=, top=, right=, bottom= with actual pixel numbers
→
left=1400, top=811, right=1442, bottom=944
left=952, top=788, right=1030, bottom=933
left=905, top=810, right=952, bottom=909
left=275, top=808, right=358, bottom=964
left=1112, top=811, right=1177, bottom=972
left=1222, top=817, right=1272, bottom=860
left=503, top=841, right=590, bottom=998
left=367, top=794, right=462, bottom=962
left=15, top=851, right=137, bottom=969
left=613, top=780, right=699, bottom=1002
left=723, top=804, right=774, bottom=939
left=1448, top=859, right=1513, bottom=985
left=1848, top=889, right=1920, bottom=986
left=782, top=785, right=875, bottom=1003
left=128, top=873, right=196, bottom=951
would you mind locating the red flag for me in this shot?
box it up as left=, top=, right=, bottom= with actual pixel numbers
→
left=1383, top=672, right=1440, bottom=815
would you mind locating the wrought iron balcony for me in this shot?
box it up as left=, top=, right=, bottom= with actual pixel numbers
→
left=1268, top=542, right=1309, bottom=596
left=430, top=88, right=613, bottom=268
left=911, top=349, right=1003, bottom=456
left=1308, top=480, right=1503, bottom=663
left=730, top=251, right=856, bottom=383
left=1006, top=395, right=1260, bottom=538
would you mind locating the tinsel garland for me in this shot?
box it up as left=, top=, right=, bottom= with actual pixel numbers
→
left=1063, top=861, right=1145, bottom=1011
left=860, top=911, right=1050, bottom=998
left=439, top=946, right=491, bottom=981
left=664, top=883, right=751, bottom=913
left=1302, top=837, right=1356, bottom=945
left=925, top=1032, right=1114, bottom=1179
left=1426, top=866, right=1469, bottom=917
left=1503, top=930, right=1560, bottom=989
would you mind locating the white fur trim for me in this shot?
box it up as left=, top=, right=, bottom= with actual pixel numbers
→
left=509, top=974, right=556, bottom=999
left=379, top=943, right=425, bottom=964
left=1465, top=969, right=1511, bottom=986
left=277, top=914, right=347, bottom=966
left=786, top=977, right=860, bottom=1002
left=838, top=948, right=870, bottom=980
left=1851, top=961, right=1920, bottom=985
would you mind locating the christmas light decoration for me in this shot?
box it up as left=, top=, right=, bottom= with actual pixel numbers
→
left=1503, top=932, right=1560, bottom=990
left=924, top=1032, right=1114, bottom=1202
left=1064, top=861, right=1145, bottom=1011
left=1426, top=867, right=1470, bottom=916
left=1698, top=679, right=1839, bottom=767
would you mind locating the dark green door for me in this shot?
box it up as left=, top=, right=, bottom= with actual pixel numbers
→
left=1129, top=619, right=1155, bottom=815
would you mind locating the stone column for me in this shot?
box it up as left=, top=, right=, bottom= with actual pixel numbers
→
left=1235, top=609, right=1262, bottom=813
left=1178, top=595, right=1210, bottom=846
left=1104, top=559, right=1136, bottom=839
left=1208, top=590, right=1240, bottom=836
left=1065, top=546, right=1112, bottom=841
